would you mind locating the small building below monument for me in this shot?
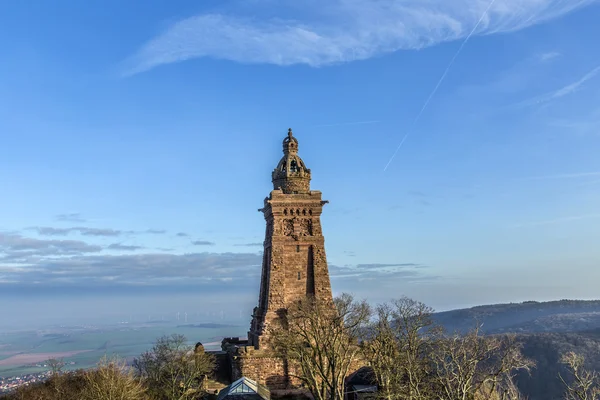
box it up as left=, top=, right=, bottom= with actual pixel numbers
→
left=344, top=367, right=378, bottom=400
left=217, top=377, right=270, bottom=400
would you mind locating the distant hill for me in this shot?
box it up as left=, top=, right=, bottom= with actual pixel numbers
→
left=433, top=300, right=600, bottom=400
left=433, top=299, right=600, bottom=334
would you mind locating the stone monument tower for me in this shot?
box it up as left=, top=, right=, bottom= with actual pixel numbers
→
left=248, top=128, right=333, bottom=350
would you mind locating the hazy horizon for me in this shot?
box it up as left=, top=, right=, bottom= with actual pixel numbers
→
left=4, top=291, right=600, bottom=332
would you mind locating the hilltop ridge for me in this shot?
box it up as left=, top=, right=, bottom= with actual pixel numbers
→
left=433, top=299, right=600, bottom=334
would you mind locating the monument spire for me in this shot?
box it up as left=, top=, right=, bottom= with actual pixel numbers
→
left=247, top=128, right=333, bottom=350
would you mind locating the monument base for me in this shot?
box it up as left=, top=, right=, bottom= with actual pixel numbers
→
left=221, top=338, right=303, bottom=391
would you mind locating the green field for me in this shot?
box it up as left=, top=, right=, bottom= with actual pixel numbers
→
left=0, top=323, right=245, bottom=378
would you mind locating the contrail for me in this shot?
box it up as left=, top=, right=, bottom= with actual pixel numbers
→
left=383, top=0, right=498, bottom=172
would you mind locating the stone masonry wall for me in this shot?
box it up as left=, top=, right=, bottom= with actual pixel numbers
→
left=231, top=348, right=303, bottom=390
left=231, top=346, right=368, bottom=392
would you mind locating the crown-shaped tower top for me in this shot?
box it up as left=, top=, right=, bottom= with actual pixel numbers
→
left=272, top=128, right=311, bottom=193
left=283, top=127, right=298, bottom=154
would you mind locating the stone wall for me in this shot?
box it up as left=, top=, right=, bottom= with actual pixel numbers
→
left=228, top=344, right=368, bottom=393
left=231, top=347, right=303, bottom=390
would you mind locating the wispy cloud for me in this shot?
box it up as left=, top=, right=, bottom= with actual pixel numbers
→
left=456, top=52, right=562, bottom=101
left=538, top=51, right=561, bottom=62
left=329, top=262, right=433, bottom=280
left=107, top=243, right=144, bottom=251
left=146, top=229, right=167, bottom=234
left=521, top=171, right=600, bottom=180
left=545, top=66, right=600, bottom=99
left=77, top=228, right=122, bottom=237
left=547, top=106, right=600, bottom=135
left=55, top=213, right=86, bottom=223
left=0, top=232, right=102, bottom=262
left=233, top=243, right=263, bottom=247
left=356, top=263, right=426, bottom=269
left=520, top=65, right=600, bottom=106
left=33, top=227, right=72, bottom=236
left=548, top=118, right=600, bottom=134
left=578, top=178, right=600, bottom=186
left=33, top=227, right=122, bottom=237
left=123, top=0, right=598, bottom=75
left=192, top=240, right=216, bottom=246
left=513, top=213, right=600, bottom=228
left=0, top=252, right=262, bottom=289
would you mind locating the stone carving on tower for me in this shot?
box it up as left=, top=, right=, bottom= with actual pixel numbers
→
left=248, top=128, right=333, bottom=350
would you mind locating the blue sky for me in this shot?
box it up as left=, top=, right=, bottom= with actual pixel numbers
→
left=1, top=0, right=600, bottom=328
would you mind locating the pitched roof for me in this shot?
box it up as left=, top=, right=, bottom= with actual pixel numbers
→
left=216, top=377, right=271, bottom=400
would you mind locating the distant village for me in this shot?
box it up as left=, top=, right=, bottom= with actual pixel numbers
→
left=0, top=361, right=78, bottom=394
left=0, top=372, right=50, bottom=394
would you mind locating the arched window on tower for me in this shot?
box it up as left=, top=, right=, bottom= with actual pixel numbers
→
left=290, top=159, right=298, bottom=173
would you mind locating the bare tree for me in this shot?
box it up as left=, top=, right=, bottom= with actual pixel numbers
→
left=46, top=358, right=65, bottom=376
left=45, top=358, right=68, bottom=398
left=431, top=326, right=534, bottom=400
left=363, top=297, right=439, bottom=400
left=559, top=352, right=600, bottom=400
left=363, top=303, right=401, bottom=400
left=271, top=293, right=371, bottom=400
left=83, top=355, right=147, bottom=400
left=133, top=334, right=215, bottom=400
